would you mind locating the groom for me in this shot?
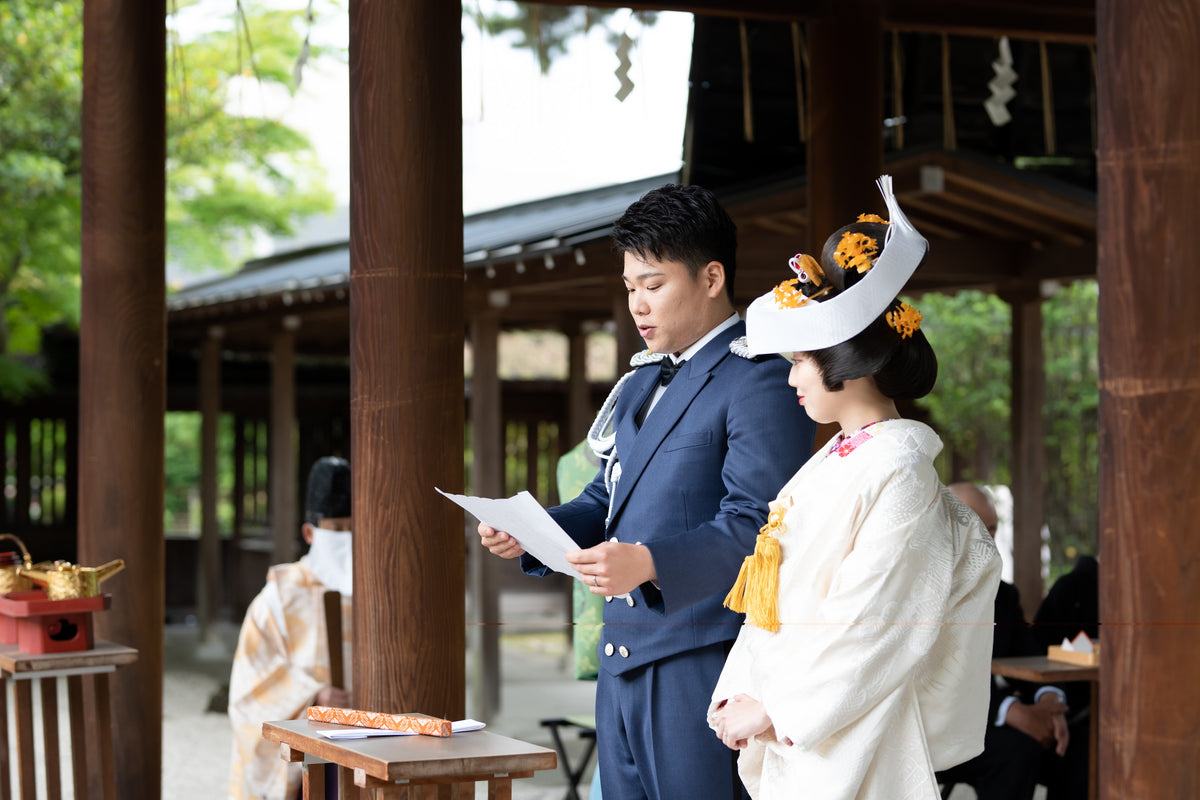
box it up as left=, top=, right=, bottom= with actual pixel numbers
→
left=479, top=183, right=814, bottom=799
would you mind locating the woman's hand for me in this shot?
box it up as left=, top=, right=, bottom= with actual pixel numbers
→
left=712, top=694, right=772, bottom=750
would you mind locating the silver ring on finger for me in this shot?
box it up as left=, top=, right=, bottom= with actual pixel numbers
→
left=593, top=575, right=599, bottom=587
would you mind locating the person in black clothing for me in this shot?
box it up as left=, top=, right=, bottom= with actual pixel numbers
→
left=1031, top=553, right=1099, bottom=800
left=935, top=483, right=1086, bottom=800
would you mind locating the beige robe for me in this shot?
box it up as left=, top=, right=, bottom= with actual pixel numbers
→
left=228, top=558, right=352, bottom=800
left=710, top=420, right=1000, bottom=800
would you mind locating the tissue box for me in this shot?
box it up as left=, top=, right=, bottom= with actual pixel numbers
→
left=307, top=706, right=453, bottom=737
left=1047, top=642, right=1100, bottom=666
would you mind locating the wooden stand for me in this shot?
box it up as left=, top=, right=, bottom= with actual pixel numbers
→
left=263, top=718, right=557, bottom=800
left=0, top=640, right=138, bottom=800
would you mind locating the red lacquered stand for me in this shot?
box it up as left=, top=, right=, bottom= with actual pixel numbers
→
left=0, top=590, right=110, bottom=654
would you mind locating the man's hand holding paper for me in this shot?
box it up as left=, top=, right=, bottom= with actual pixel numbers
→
left=437, top=488, right=583, bottom=580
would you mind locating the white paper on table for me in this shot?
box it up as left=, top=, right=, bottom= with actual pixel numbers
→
left=437, top=488, right=584, bottom=580
left=317, top=719, right=487, bottom=740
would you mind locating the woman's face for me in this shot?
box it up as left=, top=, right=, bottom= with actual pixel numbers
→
left=786, top=352, right=838, bottom=425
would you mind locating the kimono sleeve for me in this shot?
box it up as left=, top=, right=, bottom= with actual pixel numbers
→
left=760, top=457, right=957, bottom=750
left=228, top=582, right=325, bottom=799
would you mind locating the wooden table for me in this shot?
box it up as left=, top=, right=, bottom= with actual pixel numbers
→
left=991, top=655, right=1099, bottom=800
left=263, top=718, right=558, bottom=799
left=0, top=639, right=139, bottom=800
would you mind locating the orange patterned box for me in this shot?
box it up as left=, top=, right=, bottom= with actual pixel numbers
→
left=307, top=706, right=453, bottom=737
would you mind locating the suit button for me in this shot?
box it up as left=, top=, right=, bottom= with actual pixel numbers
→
left=605, top=595, right=613, bottom=603
left=618, top=645, right=630, bottom=658
left=626, top=596, right=635, bottom=607
left=604, top=643, right=614, bottom=657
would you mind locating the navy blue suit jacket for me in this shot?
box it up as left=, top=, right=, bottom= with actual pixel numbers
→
left=524, top=321, right=814, bottom=675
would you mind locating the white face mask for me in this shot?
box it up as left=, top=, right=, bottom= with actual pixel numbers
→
left=307, top=526, right=353, bottom=596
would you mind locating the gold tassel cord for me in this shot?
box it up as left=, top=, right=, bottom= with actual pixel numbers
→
left=723, top=501, right=789, bottom=632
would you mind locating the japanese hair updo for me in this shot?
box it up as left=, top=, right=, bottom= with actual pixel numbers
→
left=799, top=220, right=938, bottom=399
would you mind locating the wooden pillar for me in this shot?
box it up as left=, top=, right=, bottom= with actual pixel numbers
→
left=1003, top=286, right=1046, bottom=616
left=1097, top=1, right=1200, bottom=795
left=469, top=313, right=502, bottom=721
left=806, top=1, right=883, bottom=253
left=199, top=328, right=223, bottom=638
left=805, top=1, right=884, bottom=452
left=566, top=321, right=591, bottom=447
left=349, top=0, right=464, bottom=718
left=78, top=1, right=165, bottom=797
left=270, top=321, right=298, bottom=566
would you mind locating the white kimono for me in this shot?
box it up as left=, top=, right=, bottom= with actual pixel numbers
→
left=710, top=420, right=1000, bottom=800
left=228, top=558, right=352, bottom=800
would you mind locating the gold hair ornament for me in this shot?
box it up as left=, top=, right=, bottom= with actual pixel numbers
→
left=833, top=231, right=878, bottom=274
left=886, top=301, right=923, bottom=338
left=788, top=252, right=824, bottom=286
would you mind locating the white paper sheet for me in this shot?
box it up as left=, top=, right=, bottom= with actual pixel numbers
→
left=437, top=488, right=584, bottom=580
left=316, top=719, right=486, bottom=740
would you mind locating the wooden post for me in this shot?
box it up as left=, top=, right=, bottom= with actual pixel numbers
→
left=566, top=321, right=591, bottom=447
left=805, top=0, right=883, bottom=453
left=200, top=327, right=222, bottom=639
left=271, top=321, right=298, bottom=566
left=805, top=0, right=884, bottom=253
left=1003, top=286, right=1047, bottom=616
left=349, top=0, right=465, bottom=719
left=78, top=1, right=165, bottom=796
left=469, top=313, right=502, bottom=721
left=1097, top=0, right=1200, bottom=795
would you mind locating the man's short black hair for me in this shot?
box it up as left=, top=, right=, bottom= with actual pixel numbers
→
left=611, top=183, right=738, bottom=301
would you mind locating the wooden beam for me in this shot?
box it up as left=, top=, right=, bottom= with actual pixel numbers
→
left=529, top=0, right=833, bottom=22
left=806, top=0, right=885, bottom=251
left=270, top=324, right=298, bottom=565
left=350, top=0, right=465, bottom=719
left=1002, top=286, right=1046, bottom=619
left=469, top=313, right=502, bottom=722
left=78, top=0, right=166, bottom=796
left=566, top=321, right=592, bottom=447
left=1097, top=0, right=1200, bottom=795
left=530, top=0, right=1092, bottom=39
left=199, top=329, right=222, bottom=641
left=884, top=0, right=1095, bottom=43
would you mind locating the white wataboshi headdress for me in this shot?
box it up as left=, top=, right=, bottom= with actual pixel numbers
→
left=744, top=175, right=928, bottom=355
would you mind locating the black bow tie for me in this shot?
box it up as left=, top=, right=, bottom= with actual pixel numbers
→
left=658, top=358, right=685, bottom=386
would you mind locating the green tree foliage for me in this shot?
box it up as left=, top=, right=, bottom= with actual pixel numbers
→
left=467, top=2, right=656, bottom=73
left=168, top=0, right=336, bottom=272
left=918, top=289, right=1012, bottom=484
left=916, top=281, right=1099, bottom=581
left=0, top=0, right=337, bottom=400
left=1041, top=280, right=1099, bottom=571
left=0, top=2, right=83, bottom=400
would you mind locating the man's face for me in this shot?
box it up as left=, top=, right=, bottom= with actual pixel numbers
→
left=622, top=251, right=722, bottom=356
